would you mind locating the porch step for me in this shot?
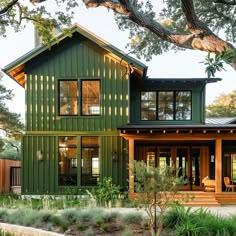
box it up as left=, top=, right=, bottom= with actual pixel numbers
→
left=216, top=193, right=236, bottom=205
left=179, top=192, right=221, bottom=207
left=129, top=192, right=221, bottom=207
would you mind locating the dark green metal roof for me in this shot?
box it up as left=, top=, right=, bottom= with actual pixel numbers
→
left=206, top=117, right=236, bottom=124
left=144, top=77, right=222, bottom=84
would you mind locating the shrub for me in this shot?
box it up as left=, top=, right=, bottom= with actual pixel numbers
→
left=61, top=208, right=78, bottom=223
left=84, top=227, right=94, bottom=236
left=100, top=223, right=109, bottom=232
left=60, top=221, right=69, bottom=231
left=121, top=228, right=134, bottom=236
left=89, top=177, right=120, bottom=207
left=175, top=220, right=205, bottom=236
left=120, top=212, right=144, bottom=224
left=77, top=222, right=86, bottom=231
left=51, top=215, right=62, bottom=226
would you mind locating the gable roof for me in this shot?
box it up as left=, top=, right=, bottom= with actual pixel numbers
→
left=3, top=23, right=148, bottom=87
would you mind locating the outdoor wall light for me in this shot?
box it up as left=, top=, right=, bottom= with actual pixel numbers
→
left=37, top=150, right=43, bottom=161
left=112, top=151, right=118, bottom=162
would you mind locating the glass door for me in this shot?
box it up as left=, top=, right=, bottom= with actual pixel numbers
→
left=176, top=148, right=188, bottom=188
left=159, top=148, right=172, bottom=169
left=176, top=147, right=201, bottom=190
left=191, top=148, right=201, bottom=189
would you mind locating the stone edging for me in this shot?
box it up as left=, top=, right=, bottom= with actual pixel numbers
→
left=0, top=222, right=64, bottom=236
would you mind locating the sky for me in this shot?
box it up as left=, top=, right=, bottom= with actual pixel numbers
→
left=0, top=2, right=235, bottom=120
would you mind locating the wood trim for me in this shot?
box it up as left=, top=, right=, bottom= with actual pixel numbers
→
left=120, top=133, right=236, bottom=140
left=128, top=139, right=134, bottom=193
left=215, top=139, right=222, bottom=193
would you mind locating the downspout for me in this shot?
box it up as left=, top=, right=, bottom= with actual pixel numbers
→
left=200, top=82, right=207, bottom=124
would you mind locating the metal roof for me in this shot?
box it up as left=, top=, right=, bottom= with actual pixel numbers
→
left=205, top=117, right=236, bottom=125
left=145, top=78, right=222, bottom=84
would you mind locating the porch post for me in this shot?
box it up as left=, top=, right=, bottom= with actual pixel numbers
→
left=128, top=138, right=135, bottom=193
left=215, top=138, right=222, bottom=193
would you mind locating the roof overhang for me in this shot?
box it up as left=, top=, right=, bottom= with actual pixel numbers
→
left=143, top=77, right=222, bottom=84
left=117, top=124, right=236, bottom=135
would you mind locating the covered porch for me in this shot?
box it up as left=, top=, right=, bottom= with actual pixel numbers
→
left=118, top=123, right=236, bottom=205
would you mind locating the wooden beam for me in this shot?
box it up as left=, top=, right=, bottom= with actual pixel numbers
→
left=128, top=138, right=135, bottom=194
left=120, top=133, right=236, bottom=140
left=215, top=139, right=222, bottom=193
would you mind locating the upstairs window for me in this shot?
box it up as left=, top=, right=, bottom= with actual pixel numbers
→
left=141, top=92, right=156, bottom=120
left=158, top=91, right=174, bottom=120
left=141, top=90, right=191, bottom=121
left=58, top=79, right=101, bottom=116
left=59, top=81, right=78, bottom=115
left=81, top=80, right=100, bottom=115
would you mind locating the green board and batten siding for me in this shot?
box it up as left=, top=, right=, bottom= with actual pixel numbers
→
left=22, top=33, right=130, bottom=194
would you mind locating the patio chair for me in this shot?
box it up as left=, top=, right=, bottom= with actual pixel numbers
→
left=224, top=177, right=236, bottom=192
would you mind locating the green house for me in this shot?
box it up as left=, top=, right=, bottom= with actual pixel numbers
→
left=4, top=24, right=236, bottom=200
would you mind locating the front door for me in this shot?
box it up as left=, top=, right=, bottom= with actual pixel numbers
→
left=176, top=147, right=201, bottom=190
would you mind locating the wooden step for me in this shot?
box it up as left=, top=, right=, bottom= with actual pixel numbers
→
left=216, top=193, right=236, bottom=205
left=176, top=192, right=221, bottom=206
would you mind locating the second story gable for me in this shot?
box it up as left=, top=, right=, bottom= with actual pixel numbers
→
left=3, top=24, right=147, bottom=133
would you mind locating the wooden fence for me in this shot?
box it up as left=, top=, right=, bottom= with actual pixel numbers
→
left=0, top=159, right=21, bottom=193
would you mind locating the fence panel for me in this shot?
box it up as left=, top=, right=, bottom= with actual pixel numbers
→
left=0, top=159, right=21, bottom=193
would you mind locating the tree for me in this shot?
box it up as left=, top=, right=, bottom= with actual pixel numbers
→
left=1, top=0, right=235, bottom=69
left=131, top=161, right=189, bottom=236
left=206, top=91, right=236, bottom=117
left=0, top=72, right=24, bottom=158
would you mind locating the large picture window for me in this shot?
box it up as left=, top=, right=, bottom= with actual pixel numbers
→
left=58, top=136, right=77, bottom=186
left=141, top=90, right=191, bottom=121
left=81, top=137, right=100, bottom=186
left=58, top=79, right=101, bottom=116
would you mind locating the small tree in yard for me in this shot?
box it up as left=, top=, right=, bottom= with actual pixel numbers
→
left=131, top=160, right=189, bottom=236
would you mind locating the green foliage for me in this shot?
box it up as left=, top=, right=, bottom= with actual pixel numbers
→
left=89, top=177, right=121, bottom=207
left=120, top=212, right=144, bottom=224
left=200, top=48, right=235, bottom=78
left=132, top=160, right=185, bottom=194
left=175, top=220, right=205, bottom=236
left=0, top=73, right=24, bottom=158
left=51, top=215, right=62, bottom=226
left=121, top=228, right=134, bottom=236
left=114, top=1, right=236, bottom=62
left=100, top=222, right=109, bottom=232
left=0, top=1, right=77, bottom=45
left=61, top=208, right=78, bottom=223
left=60, top=221, right=69, bottom=231
left=206, top=91, right=236, bottom=117
left=77, top=222, right=86, bottom=231
left=0, top=230, right=13, bottom=236
left=84, top=227, right=94, bottom=236
left=163, top=205, right=236, bottom=236
left=0, top=75, right=24, bottom=136
left=131, top=160, right=187, bottom=236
